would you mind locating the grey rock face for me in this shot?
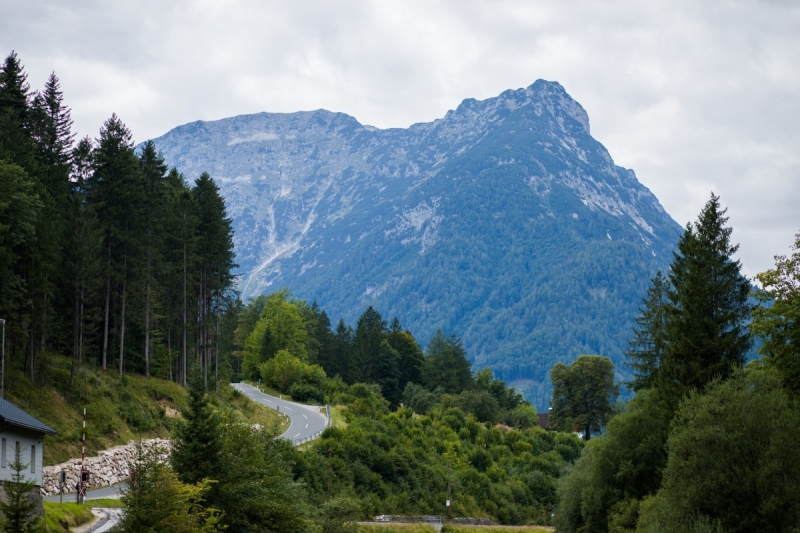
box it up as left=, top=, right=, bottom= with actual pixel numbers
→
left=149, top=80, right=682, bottom=407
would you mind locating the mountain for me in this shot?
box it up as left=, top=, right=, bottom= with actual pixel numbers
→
left=148, top=80, right=683, bottom=408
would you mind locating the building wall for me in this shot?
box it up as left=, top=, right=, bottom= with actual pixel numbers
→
left=0, top=427, right=45, bottom=487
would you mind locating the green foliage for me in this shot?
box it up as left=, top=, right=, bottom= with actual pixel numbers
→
left=625, top=271, right=668, bottom=392
left=638, top=368, right=800, bottom=533
left=210, top=414, right=309, bottom=533
left=0, top=448, right=46, bottom=533
left=752, top=231, right=800, bottom=395
left=402, top=382, right=443, bottom=415
left=554, top=389, right=671, bottom=533
left=242, top=291, right=309, bottom=379
left=296, top=388, right=583, bottom=525
left=260, top=349, right=327, bottom=395
left=319, top=496, right=361, bottom=533
left=550, top=355, right=619, bottom=440
left=120, top=445, right=223, bottom=533
left=170, top=372, right=223, bottom=486
left=661, top=194, right=753, bottom=400
left=422, top=330, right=473, bottom=394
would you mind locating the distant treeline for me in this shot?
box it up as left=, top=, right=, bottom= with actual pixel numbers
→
left=0, top=51, right=235, bottom=389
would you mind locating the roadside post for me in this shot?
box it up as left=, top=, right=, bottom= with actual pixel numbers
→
left=1, top=318, right=5, bottom=398
left=59, top=470, right=65, bottom=503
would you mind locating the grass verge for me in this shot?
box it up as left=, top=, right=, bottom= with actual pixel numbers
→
left=43, top=501, right=94, bottom=532
left=5, top=354, right=291, bottom=466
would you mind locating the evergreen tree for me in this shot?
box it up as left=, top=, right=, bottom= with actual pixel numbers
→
left=662, top=193, right=752, bottom=398
left=30, top=72, right=73, bottom=200
left=138, top=141, right=168, bottom=378
left=0, top=160, right=41, bottom=332
left=386, top=317, right=424, bottom=391
left=193, top=172, right=236, bottom=389
left=374, top=339, right=401, bottom=407
left=422, top=330, right=473, bottom=394
left=88, top=114, right=145, bottom=372
left=625, top=271, right=669, bottom=392
left=0, top=446, right=46, bottom=533
left=171, top=371, right=223, bottom=486
left=0, top=52, right=36, bottom=170
left=350, top=306, right=385, bottom=383
left=65, top=137, right=101, bottom=383
left=121, top=444, right=222, bottom=533
left=331, top=318, right=353, bottom=381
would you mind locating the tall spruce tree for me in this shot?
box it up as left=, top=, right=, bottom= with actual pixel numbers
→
left=625, top=271, right=669, bottom=392
left=89, top=114, right=145, bottom=372
left=138, top=141, right=168, bottom=378
left=350, top=307, right=385, bottom=383
left=661, top=193, right=752, bottom=398
left=171, top=371, right=223, bottom=486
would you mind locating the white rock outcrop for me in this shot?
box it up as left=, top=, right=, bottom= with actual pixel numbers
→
left=40, top=438, right=170, bottom=496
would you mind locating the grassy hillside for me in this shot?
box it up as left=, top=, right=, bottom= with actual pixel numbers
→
left=5, top=353, right=286, bottom=465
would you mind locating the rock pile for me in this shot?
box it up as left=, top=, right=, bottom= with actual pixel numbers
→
left=40, top=438, right=170, bottom=496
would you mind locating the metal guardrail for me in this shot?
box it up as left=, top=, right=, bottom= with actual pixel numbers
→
left=290, top=404, right=331, bottom=445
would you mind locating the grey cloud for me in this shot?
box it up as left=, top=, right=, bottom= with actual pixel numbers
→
left=2, top=0, right=798, bottom=276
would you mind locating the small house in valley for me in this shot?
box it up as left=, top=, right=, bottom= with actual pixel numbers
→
left=0, top=397, right=58, bottom=494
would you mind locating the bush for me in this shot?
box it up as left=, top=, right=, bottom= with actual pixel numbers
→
left=260, top=350, right=327, bottom=394
left=637, top=368, right=800, bottom=533
left=290, top=382, right=325, bottom=404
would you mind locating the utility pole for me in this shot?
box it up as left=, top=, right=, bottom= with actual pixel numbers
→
left=446, top=454, right=452, bottom=519
left=1, top=318, right=5, bottom=398
left=328, top=448, right=333, bottom=498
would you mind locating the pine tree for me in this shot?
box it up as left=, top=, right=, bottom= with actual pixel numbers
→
left=138, top=141, right=168, bottom=378
left=625, top=271, right=669, bottom=392
left=65, top=137, right=101, bottom=383
left=422, top=330, right=473, bottom=394
left=171, top=371, right=223, bottom=486
left=350, top=307, right=385, bottom=383
left=88, top=114, right=145, bottom=372
left=331, top=319, right=353, bottom=381
left=661, top=193, right=752, bottom=398
left=192, top=173, right=236, bottom=389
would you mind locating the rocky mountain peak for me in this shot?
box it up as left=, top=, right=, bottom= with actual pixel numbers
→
left=148, top=82, right=681, bottom=407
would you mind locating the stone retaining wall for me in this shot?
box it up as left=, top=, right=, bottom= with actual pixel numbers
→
left=40, top=438, right=170, bottom=496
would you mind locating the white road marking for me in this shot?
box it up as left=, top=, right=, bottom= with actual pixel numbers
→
left=284, top=407, right=293, bottom=411
left=305, top=423, right=308, bottom=428
left=293, top=432, right=301, bottom=438
left=303, top=414, right=307, bottom=419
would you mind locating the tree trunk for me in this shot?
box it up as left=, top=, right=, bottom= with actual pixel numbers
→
left=102, top=235, right=111, bottom=371
left=144, top=249, right=151, bottom=378
left=119, top=253, right=127, bottom=376
left=182, top=234, right=188, bottom=386
left=70, top=264, right=80, bottom=386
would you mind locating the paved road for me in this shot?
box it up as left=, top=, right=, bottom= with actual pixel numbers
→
left=43, top=482, right=125, bottom=503
left=44, top=383, right=327, bottom=505
left=231, top=382, right=328, bottom=443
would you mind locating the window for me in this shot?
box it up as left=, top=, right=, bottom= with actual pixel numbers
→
left=31, top=445, right=36, bottom=473
left=1, top=438, right=5, bottom=468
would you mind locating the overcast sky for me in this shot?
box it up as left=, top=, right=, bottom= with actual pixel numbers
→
left=3, top=0, right=799, bottom=277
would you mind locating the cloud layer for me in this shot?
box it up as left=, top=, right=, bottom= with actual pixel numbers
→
left=3, top=0, right=798, bottom=276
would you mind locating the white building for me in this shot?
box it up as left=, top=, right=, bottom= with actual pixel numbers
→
left=0, top=397, right=57, bottom=489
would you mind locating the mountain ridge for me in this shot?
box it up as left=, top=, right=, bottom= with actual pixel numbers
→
left=148, top=80, right=683, bottom=407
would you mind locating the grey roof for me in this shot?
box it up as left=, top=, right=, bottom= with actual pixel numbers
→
left=0, top=398, right=57, bottom=435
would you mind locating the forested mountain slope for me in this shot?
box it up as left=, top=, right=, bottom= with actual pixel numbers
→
left=149, top=81, right=683, bottom=407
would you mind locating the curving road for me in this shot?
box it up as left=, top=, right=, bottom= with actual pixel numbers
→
left=44, top=383, right=327, bottom=508
left=231, top=382, right=328, bottom=443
